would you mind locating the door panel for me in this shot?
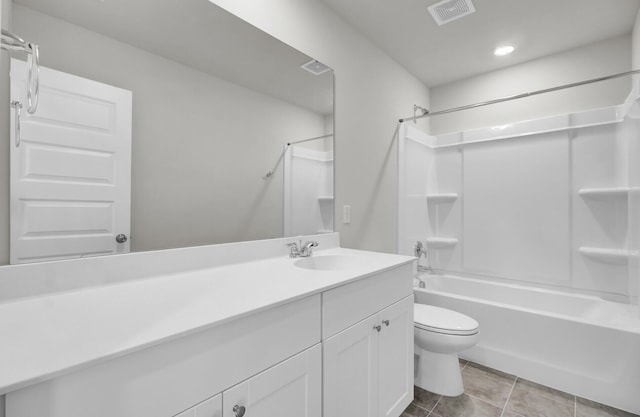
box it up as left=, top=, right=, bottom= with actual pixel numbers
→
left=377, top=296, right=414, bottom=417
left=10, top=58, right=132, bottom=263
left=323, top=315, right=378, bottom=417
left=223, top=344, right=321, bottom=417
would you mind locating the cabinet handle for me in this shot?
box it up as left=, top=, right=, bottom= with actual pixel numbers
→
left=233, top=405, right=246, bottom=417
left=382, top=319, right=390, bottom=327
left=373, top=324, right=382, bottom=332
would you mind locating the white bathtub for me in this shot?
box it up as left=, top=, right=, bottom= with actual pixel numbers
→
left=414, top=274, right=640, bottom=414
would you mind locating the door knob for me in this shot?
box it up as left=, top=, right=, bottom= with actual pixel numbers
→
left=115, top=234, right=128, bottom=243
left=382, top=320, right=390, bottom=327
left=374, top=324, right=382, bottom=332
left=233, top=405, right=246, bottom=417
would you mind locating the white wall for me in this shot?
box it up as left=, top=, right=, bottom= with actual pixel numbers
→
left=430, top=36, right=632, bottom=135
left=3, top=5, right=326, bottom=256
left=209, top=0, right=430, bottom=252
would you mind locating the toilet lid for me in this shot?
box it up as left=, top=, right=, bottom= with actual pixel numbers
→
left=414, top=304, right=479, bottom=335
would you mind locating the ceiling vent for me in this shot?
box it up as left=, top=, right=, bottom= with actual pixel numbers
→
left=428, top=0, right=476, bottom=26
left=301, top=60, right=331, bottom=76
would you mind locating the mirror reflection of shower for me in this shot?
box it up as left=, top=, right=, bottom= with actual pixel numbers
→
left=283, top=133, right=334, bottom=237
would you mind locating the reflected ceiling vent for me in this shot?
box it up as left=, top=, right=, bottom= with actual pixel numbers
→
left=428, top=0, right=476, bottom=26
left=301, top=59, right=331, bottom=75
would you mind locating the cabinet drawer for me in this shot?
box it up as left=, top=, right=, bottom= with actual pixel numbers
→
left=322, top=263, right=413, bottom=339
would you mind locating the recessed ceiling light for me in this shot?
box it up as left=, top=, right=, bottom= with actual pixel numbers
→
left=494, top=45, right=515, bottom=56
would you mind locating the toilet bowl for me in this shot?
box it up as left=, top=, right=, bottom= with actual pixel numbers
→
left=414, top=304, right=479, bottom=396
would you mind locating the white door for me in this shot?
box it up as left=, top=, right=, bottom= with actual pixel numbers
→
left=377, top=296, right=414, bottom=417
left=323, top=315, right=378, bottom=417
left=223, top=344, right=321, bottom=417
left=10, top=59, right=132, bottom=264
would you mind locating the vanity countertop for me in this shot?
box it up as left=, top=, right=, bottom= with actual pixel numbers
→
left=0, top=247, right=414, bottom=395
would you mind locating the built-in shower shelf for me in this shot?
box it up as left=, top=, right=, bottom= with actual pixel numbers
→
left=426, top=237, right=458, bottom=249
left=426, top=193, right=458, bottom=203
left=317, top=196, right=334, bottom=202
left=578, top=187, right=630, bottom=200
left=579, top=247, right=639, bottom=265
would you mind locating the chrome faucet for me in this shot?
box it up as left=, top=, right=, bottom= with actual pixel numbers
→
left=415, top=241, right=433, bottom=274
left=287, top=240, right=319, bottom=258
left=300, top=240, right=319, bottom=257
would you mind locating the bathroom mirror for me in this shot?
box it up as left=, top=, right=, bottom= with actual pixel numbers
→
left=0, top=0, right=334, bottom=264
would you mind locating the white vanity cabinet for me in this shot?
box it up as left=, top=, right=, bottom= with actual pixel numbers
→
left=322, top=264, right=414, bottom=417
left=6, top=295, right=322, bottom=417
left=3, top=253, right=415, bottom=417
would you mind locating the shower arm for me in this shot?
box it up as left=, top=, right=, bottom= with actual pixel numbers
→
left=398, top=69, right=640, bottom=123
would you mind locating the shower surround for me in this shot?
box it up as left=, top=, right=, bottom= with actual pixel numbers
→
left=398, top=93, right=640, bottom=414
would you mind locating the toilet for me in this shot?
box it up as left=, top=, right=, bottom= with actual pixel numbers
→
left=414, top=304, right=479, bottom=396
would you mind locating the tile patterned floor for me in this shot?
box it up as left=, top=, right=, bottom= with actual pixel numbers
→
left=402, top=360, right=639, bottom=417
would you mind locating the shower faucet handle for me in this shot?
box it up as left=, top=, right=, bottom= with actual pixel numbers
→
left=415, top=241, right=427, bottom=258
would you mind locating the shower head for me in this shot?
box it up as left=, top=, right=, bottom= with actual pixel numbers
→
left=413, top=105, right=429, bottom=122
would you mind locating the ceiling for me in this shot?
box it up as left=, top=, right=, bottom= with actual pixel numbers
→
left=319, top=0, right=640, bottom=87
left=13, top=0, right=334, bottom=115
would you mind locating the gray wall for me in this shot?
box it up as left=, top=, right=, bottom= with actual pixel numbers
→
left=2, top=5, right=326, bottom=258
left=430, top=35, right=632, bottom=135
left=0, top=0, right=4, bottom=395
left=0, top=0, right=5, bottom=394
left=210, top=0, right=431, bottom=253
left=0, top=5, right=7, bottom=414
left=0, top=0, right=10, bottom=267
left=0, top=0, right=6, bottom=396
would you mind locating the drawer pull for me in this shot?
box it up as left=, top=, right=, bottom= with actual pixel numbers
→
left=233, top=405, right=246, bottom=417
left=382, top=319, right=390, bottom=327
left=374, top=324, right=382, bottom=332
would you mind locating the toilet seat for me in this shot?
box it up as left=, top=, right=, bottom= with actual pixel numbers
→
left=414, top=304, right=479, bottom=336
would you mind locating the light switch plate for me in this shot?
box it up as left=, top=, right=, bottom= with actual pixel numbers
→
left=343, top=205, right=351, bottom=224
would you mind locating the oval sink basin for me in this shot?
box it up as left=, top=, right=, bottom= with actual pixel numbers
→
left=293, top=255, right=369, bottom=271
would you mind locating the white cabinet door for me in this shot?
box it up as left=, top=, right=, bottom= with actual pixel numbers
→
left=175, top=394, right=222, bottom=417
left=323, top=314, right=379, bottom=417
left=223, top=344, right=321, bottom=417
left=323, top=295, right=414, bottom=417
left=377, top=296, right=414, bottom=417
